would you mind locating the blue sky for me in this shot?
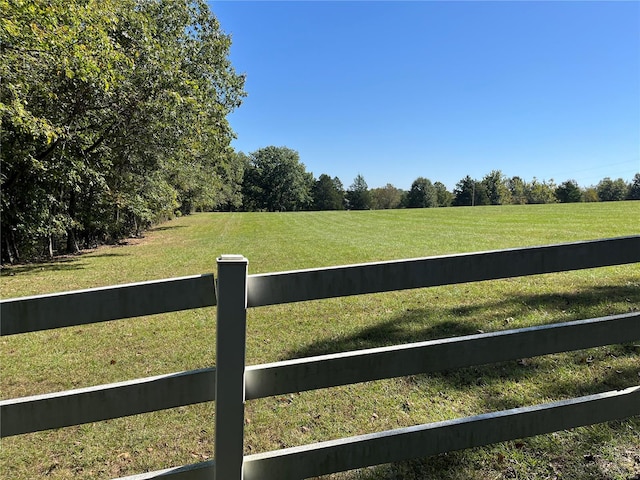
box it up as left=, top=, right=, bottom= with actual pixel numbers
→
left=211, top=1, right=639, bottom=191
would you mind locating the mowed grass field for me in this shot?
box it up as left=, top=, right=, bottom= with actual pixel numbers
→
left=1, top=202, right=639, bottom=479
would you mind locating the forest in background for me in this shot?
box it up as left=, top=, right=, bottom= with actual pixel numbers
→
left=238, top=146, right=640, bottom=213
left=2, top=1, right=638, bottom=264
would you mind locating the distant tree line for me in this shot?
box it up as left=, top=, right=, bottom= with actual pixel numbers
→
left=239, top=147, right=640, bottom=212
left=2, top=0, right=638, bottom=265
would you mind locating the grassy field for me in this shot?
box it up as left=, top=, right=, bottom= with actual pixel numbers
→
left=1, top=202, right=639, bottom=479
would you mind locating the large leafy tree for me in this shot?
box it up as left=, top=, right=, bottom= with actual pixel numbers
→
left=242, top=146, right=313, bottom=212
left=370, top=184, right=403, bottom=209
left=406, top=177, right=437, bottom=208
left=1, top=0, right=245, bottom=262
left=596, top=177, right=628, bottom=202
left=2, top=0, right=127, bottom=259
left=525, top=178, right=556, bottom=204
left=433, top=181, right=453, bottom=207
left=482, top=170, right=510, bottom=205
left=507, top=176, right=528, bottom=205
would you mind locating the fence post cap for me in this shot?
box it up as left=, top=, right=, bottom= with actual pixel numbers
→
left=217, top=254, right=248, bottom=263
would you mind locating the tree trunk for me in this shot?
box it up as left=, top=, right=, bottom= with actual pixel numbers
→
left=47, top=234, right=54, bottom=259
left=66, top=190, right=80, bottom=254
left=4, top=234, right=15, bottom=264
left=5, top=230, right=20, bottom=264
left=66, top=229, right=80, bottom=254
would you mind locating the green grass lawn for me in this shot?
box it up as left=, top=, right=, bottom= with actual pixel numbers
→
left=1, top=202, right=639, bottom=479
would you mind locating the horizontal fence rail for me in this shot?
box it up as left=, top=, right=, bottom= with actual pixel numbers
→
left=3, top=236, right=639, bottom=480
left=243, top=386, right=640, bottom=480
left=245, top=312, right=640, bottom=399
left=110, top=387, right=640, bottom=480
left=0, top=274, right=216, bottom=336
left=116, top=460, right=215, bottom=480
left=0, top=368, right=216, bottom=437
left=247, top=236, right=640, bottom=306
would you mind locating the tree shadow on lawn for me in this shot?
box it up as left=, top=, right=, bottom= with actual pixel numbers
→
left=420, top=345, right=639, bottom=414
left=287, top=283, right=639, bottom=360
left=344, top=413, right=640, bottom=480
left=286, top=284, right=640, bottom=480
left=1, top=251, right=132, bottom=276
left=0, top=257, right=88, bottom=276
left=149, top=224, right=186, bottom=232
left=285, top=282, right=640, bottom=413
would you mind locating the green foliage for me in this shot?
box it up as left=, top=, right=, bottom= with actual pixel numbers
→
left=406, top=177, right=437, bottom=208
left=628, top=173, right=640, bottom=200
left=583, top=187, right=599, bottom=202
left=481, top=170, right=510, bottom=205
left=453, top=176, right=489, bottom=206
left=241, top=146, right=313, bottom=212
left=507, top=176, right=528, bottom=205
left=555, top=179, right=583, bottom=203
left=1, top=0, right=245, bottom=262
left=453, top=176, right=473, bottom=206
left=597, top=177, right=628, bottom=202
left=525, top=178, right=556, bottom=204
left=370, top=184, right=403, bottom=209
left=434, top=181, right=453, bottom=207
left=312, top=174, right=345, bottom=210
left=346, top=174, right=371, bottom=210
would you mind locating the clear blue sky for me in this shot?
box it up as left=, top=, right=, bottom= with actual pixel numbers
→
left=211, top=1, right=639, bottom=191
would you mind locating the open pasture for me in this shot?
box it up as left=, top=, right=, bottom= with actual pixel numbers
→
left=1, top=202, right=639, bottom=479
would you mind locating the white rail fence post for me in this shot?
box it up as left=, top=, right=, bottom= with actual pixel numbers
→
left=215, top=255, right=249, bottom=480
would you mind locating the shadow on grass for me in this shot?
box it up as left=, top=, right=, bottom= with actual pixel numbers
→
left=298, top=285, right=640, bottom=480
left=0, top=257, right=87, bottom=276
left=1, top=250, right=133, bottom=276
left=287, top=284, right=639, bottom=360
left=286, top=282, right=639, bottom=418
left=345, top=413, right=640, bottom=480
left=149, top=225, right=186, bottom=232
left=450, top=283, right=639, bottom=318
left=85, top=252, right=131, bottom=259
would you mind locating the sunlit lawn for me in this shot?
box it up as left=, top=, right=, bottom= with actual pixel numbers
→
left=1, top=202, right=639, bottom=479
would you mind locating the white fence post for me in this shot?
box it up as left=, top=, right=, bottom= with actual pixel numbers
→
left=215, top=255, right=249, bottom=480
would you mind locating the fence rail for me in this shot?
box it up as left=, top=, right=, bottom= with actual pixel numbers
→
left=1, top=274, right=216, bottom=335
left=1, top=368, right=216, bottom=437
left=246, top=236, right=640, bottom=306
left=243, top=386, right=640, bottom=480
left=245, top=312, right=640, bottom=399
left=1, top=236, right=639, bottom=479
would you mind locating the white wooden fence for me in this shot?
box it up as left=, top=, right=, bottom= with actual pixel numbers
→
left=2, top=236, right=639, bottom=479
